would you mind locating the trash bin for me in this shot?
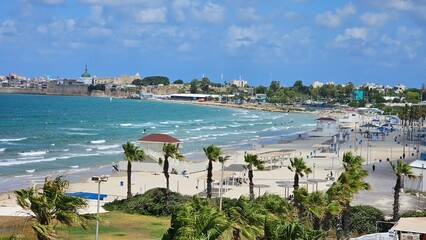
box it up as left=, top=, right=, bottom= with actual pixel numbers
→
left=120, top=181, right=124, bottom=186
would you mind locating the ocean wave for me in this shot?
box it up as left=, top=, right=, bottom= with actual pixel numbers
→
left=119, top=123, right=133, bottom=127
left=99, top=150, right=122, bottom=155
left=95, top=144, right=120, bottom=150
left=62, top=127, right=98, bottom=131
left=91, top=140, right=106, bottom=144
left=0, top=156, right=58, bottom=166
left=66, top=132, right=98, bottom=136
left=0, top=148, right=5, bottom=152
left=18, top=151, right=48, bottom=156
left=0, top=138, right=27, bottom=142
left=193, top=119, right=204, bottom=122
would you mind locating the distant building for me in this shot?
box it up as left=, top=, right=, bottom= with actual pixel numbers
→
left=311, top=81, right=323, bottom=88
left=230, top=79, right=248, bottom=88
left=78, top=65, right=94, bottom=85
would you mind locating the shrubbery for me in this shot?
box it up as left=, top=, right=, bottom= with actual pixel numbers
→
left=401, top=210, right=426, bottom=217
left=349, top=205, right=384, bottom=235
left=104, top=188, right=190, bottom=216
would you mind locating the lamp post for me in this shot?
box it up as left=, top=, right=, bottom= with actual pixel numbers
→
left=354, top=122, right=358, bottom=155
left=219, top=161, right=224, bottom=211
left=92, top=175, right=108, bottom=240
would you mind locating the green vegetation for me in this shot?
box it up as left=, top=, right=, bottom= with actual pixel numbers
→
left=390, top=160, right=417, bottom=221
left=88, top=84, right=105, bottom=92
left=159, top=143, right=184, bottom=192
left=0, top=212, right=169, bottom=240
left=348, top=205, right=384, bottom=235
left=14, top=176, right=93, bottom=240
left=203, top=144, right=222, bottom=199
left=132, top=76, right=170, bottom=86
left=104, top=188, right=190, bottom=216
left=122, top=142, right=145, bottom=198
left=244, top=153, right=264, bottom=200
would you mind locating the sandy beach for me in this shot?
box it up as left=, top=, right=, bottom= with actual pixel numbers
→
left=1, top=112, right=424, bottom=217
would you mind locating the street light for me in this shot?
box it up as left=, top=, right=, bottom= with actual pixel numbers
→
left=92, top=175, right=108, bottom=240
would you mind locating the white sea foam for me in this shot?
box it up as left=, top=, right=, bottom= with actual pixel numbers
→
left=95, top=144, right=120, bottom=150
left=19, top=151, right=48, bottom=156
left=0, top=148, right=5, bottom=152
left=66, top=132, right=98, bottom=136
left=70, top=165, right=79, bottom=168
left=99, top=150, right=122, bottom=155
left=0, top=138, right=27, bottom=142
left=119, top=123, right=132, bottom=127
left=91, top=140, right=106, bottom=144
left=86, top=148, right=92, bottom=151
left=25, top=169, right=36, bottom=173
left=193, top=119, right=204, bottom=122
left=0, top=157, right=57, bottom=166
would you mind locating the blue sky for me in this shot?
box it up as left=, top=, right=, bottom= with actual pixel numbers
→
left=0, top=0, right=425, bottom=88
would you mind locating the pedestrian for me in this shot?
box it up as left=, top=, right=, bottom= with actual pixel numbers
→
left=372, top=164, right=376, bottom=172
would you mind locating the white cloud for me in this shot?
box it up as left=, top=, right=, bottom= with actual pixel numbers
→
left=172, top=0, right=190, bottom=22
left=42, top=0, right=63, bottom=4
left=135, top=7, right=167, bottom=23
left=191, top=2, right=224, bottom=24
left=360, top=12, right=390, bottom=27
left=0, top=20, right=17, bottom=35
left=178, top=42, right=190, bottom=52
left=36, top=19, right=76, bottom=35
left=334, top=27, right=368, bottom=43
left=80, top=0, right=152, bottom=5
left=315, top=2, right=356, bottom=28
left=227, top=25, right=263, bottom=50
left=89, top=5, right=106, bottom=26
left=123, top=39, right=141, bottom=48
left=238, top=7, right=260, bottom=22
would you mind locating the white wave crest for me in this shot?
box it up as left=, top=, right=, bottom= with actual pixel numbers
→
left=0, top=138, right=27, bottom=142
left=91, top=140, right=106, bottom=144
left=119, top=123, right=132, bottom=127
left=0, top=148, right=6, bottom=152
left=18, top=151, right=48, bottom=156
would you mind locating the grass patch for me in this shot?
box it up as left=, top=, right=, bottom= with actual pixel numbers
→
left=0, top=212, right=170, bottom=240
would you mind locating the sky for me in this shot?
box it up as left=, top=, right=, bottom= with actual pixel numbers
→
left=0, top=0, right=425, bottom=88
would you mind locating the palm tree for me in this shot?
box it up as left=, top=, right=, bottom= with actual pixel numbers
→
left=288, top=157, right=312, bottom=191
left=122, top=142, right=145, bottom=198
left=390, top=160, right=417, bottom=221
left=327, top=152, right=370, bottom=239
left=244, top=154, right=264, bottom=200
left=203, top=144, right=221, bottom=198
left=160, top=143, right=184, bottom=192
left=218, top=154, right=230, bottom=211
left=163, top=196, right=230, bottom=240
left=294, top=188, right=340, bottom=230
left=15, top=176, right=92, bottom=240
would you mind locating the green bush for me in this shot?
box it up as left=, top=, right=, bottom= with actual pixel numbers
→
left=104, top=188, right=190, bottom=216
left=401, top=210, right=426, bottom=217
left=349, top=205, right=384, bottom=235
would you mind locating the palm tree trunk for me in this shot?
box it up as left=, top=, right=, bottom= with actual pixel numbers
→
left=293, top=173, right=299, bottom=190
left=127, top=161, right=132, bottom=198
left=342, top=203, right=351, bottom=239
left=249, top=169, right=254, bottom=200
left=393, top=176, right=401, bottom=221
left=164, top=157, right=170, bottom=192
left=207, top=160, right=213, bottom=198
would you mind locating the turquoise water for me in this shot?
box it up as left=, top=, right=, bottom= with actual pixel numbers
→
left=0, top=94, right=317, bottom=190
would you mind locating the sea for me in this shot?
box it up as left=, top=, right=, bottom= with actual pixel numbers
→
left=0, top=94, right=317, bottom=191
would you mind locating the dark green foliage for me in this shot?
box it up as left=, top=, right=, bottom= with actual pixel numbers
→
left=173, top=79, right=184, bottom=84
left=401, top=210, right=426, bottom=217
left=132, top=76, right=170, bottom=86
left=349, top=205, right=384, bottom=235
left=103, top=188, right=190, bottom=216
left=88, top=84, right=106, bottom=92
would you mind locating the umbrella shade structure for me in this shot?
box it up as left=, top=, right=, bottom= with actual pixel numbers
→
left=253, top=184, right=270, bottom=197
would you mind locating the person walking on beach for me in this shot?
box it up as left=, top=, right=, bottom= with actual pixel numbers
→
left=372, top=164, right=376, bottom=172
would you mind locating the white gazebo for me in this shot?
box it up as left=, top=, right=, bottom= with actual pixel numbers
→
left=309, top=117, right=338, bottom=137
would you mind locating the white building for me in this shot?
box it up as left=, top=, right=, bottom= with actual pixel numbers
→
left=230, top=79, right=248, bottom=88
left=78, top=64, right=94, bottom=85
left=311, top=81, right=323, bottom=88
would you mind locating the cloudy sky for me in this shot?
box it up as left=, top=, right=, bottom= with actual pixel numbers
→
left=0, top=0, right=425, bottom=87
